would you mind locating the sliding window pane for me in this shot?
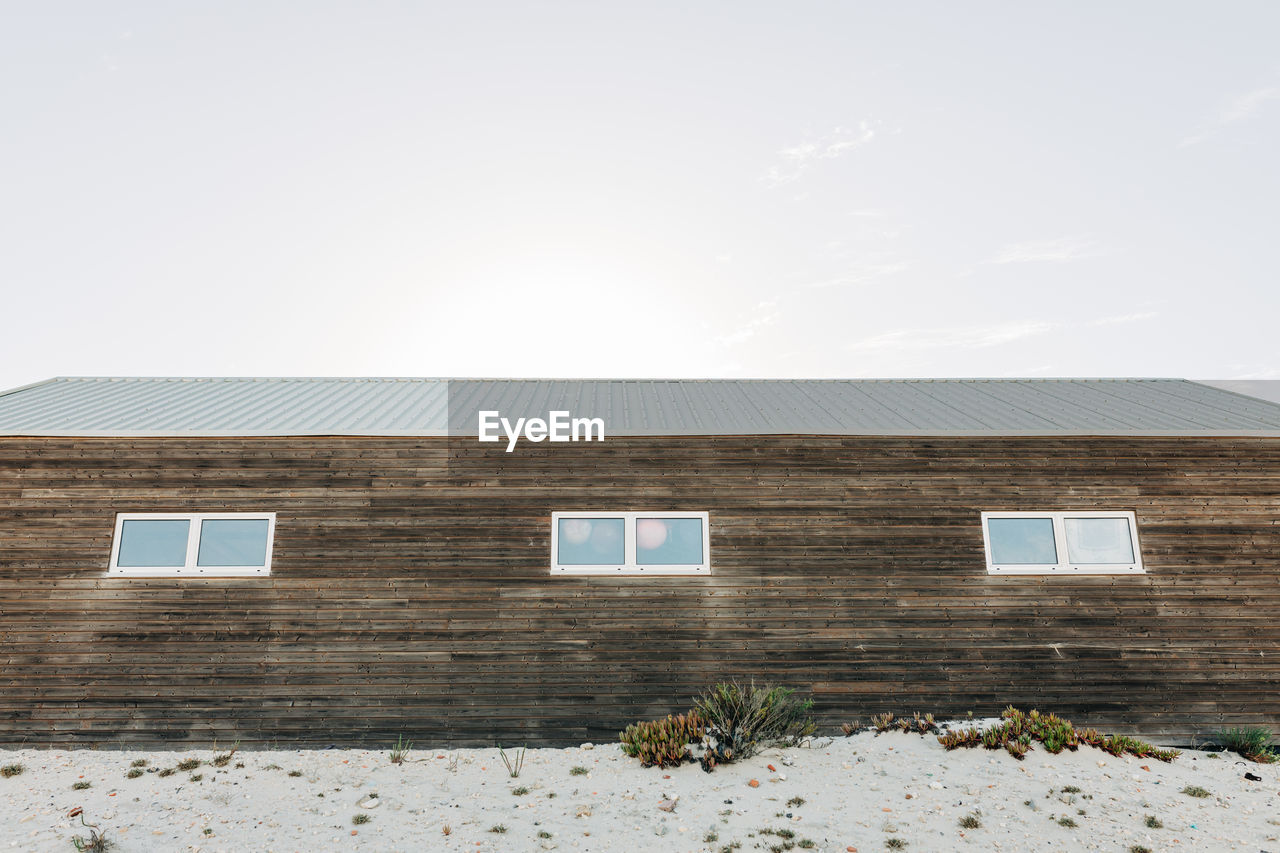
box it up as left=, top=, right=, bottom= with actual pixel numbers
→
left=557, top=517, right=624, bottom=565
left=636, top=517, right=704, bottom=565
left=197, top=519, right=271, bottom=567
left=1064, top=517, right=1134, bottom=564
left=987, top=517, right=1057, bottom=564
left=117, top=519, right=190, bottom=567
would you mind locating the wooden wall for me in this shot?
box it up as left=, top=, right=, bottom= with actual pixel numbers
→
left=0, top=435, right=1277, bottom=747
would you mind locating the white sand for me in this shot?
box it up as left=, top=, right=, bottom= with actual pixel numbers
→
left=2, top=728, right=1277, bottom=851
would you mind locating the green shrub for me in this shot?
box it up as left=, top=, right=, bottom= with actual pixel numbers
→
left=1181, top=785, right=1211, bottom=798
left=619, top=711, right=705, bottom=768
left=695, top=681, right=815, bottom=767
left=1216, top=727, right=1278, bottom=762
left=0, top=764, right=23, bottom=778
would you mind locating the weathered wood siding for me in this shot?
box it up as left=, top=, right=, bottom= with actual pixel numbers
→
left=1, top=435, right=1277, bottom=746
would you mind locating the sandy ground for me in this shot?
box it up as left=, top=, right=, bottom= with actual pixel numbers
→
left=2, top=727, right=1277, bottom=852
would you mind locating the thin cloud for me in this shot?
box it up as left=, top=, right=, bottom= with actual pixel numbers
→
left=762, top=122, right=879, bottom=188
left=1091, top=311, right=1157, bottom=326
left=1180, top=85, right=1280, bottom=147
left=988, top=236, right=1102, bottom=265
left=846, top=321, right=1055, bottom=353
left=805, top=261, right=910, bottom=289
left=715, top=301, right=779, bottom=347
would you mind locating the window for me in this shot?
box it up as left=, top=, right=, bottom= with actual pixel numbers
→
left=980, top=511, right=1142, bottom=575
left=109, top=513, right=276, bottom=576
left=551, top=512, right=709, bottom=575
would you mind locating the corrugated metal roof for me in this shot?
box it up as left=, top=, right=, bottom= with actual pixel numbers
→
left=1, top=376, right=1279, bottom=437
left=0, top=378, right=449, bottom=436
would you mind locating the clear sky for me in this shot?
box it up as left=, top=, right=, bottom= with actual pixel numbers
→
left=2, top=2, right=1277, bottom=391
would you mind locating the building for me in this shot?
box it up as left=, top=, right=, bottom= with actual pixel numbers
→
left=1, top=377, right=1278, bottom=746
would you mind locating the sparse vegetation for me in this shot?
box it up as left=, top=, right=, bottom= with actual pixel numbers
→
left=498, top=744, right=526, bottom=778
left=175, top=758, right=201, bottom=772
left=570, top=765, right=589, bottom=776
left=1130, top=846, right=1152, bottom=853
left=489, top=824, right=507, bottom=834
left=211, top=747, right=238, bottom=768
left=125, top=769, right=143, bottom=779
left=619, top=712, right=705, bottom=768
left=786, top=796, right=805, bottom=808
left=512, top=786, right=529, bottom=796
left=72, top=780, right=91, bottom=790
left=1144, top=815, right=1163, bottom=828
left=959, top=811, right=981, bottom=829
left=389, top=734, right=412, bottom=765
left=695, top=681, right=815, bottom=770
left=1061, top=785, right=1082, bottom=794
left=1216, top=727, right=1278, bottom=763
left=936, top=707, right=1180, bottom=763
left=130, top=759, right=147, bottom=768
left=68, top=808, right=111, bottom=852
left=1058, top=816, right=1077, bottom=828
left=352, top=813, right=370, bottom=826
left=840, top=721, right=858, bottom=736
left=1181, top=785, right=1211, bottom=798
left=538, top=831, right=553, bottom=839
left=189, top=774, right=203, bottom=782
left=885, top=839, right=907, bottom=850
left=1, top=763, right=24, bottom=778
left=796, top=841, right=815, bottom=850
left=287, top=770, right=302, bottom=778
left=157, top=768, right=175, bottom=778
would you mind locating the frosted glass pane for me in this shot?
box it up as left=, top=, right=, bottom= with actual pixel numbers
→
left=117, top=519, right=190, bottom=567
left=557, top=518, right=624, bottom=565
left=197, top=519, right=270, bottom=567
left=636, top=517, right=704, bottom=565
left=988, top=518, right=1057, bottom=564
left=1064, top=517, right=1134, bottom=564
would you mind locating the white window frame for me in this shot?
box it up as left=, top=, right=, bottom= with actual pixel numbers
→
left=108, top=512, right=276, bottom=577
left=980, top=510, right=1143, bottom=575
left=551, top=511, right=710, bottom=576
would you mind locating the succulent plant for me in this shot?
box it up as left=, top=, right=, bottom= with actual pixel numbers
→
left=619, top=711, right=706, bottom=768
